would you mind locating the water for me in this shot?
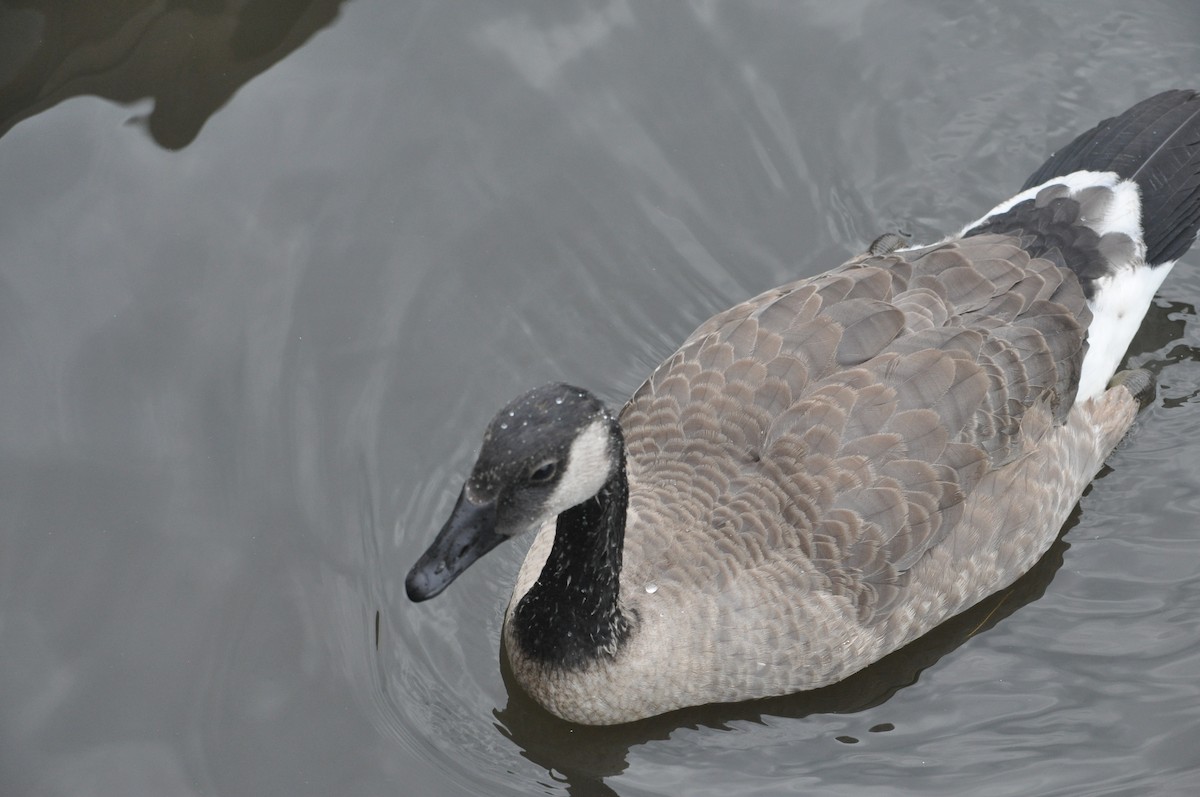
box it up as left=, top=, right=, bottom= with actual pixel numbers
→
left=3, top=1, right=1200, bottom=795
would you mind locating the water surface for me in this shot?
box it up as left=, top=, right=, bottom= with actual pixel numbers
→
left=3, top=2, right=1200, bottom=795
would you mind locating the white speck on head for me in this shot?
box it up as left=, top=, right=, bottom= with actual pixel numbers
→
left=644, top=583, right=658, bottom=594
left=543, top=419, right=614, bottom=517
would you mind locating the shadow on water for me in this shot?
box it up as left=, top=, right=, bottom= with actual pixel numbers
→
left=1128, top=294, right=1199, bottom=399
left=0, top=0, right=350, bottom=149
left=479, top=298, right=1200, bottom=796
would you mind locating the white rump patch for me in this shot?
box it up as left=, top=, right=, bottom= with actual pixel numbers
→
left=959, top=169, right=1161, bottom=401
left=1077, top=261, right=1174, bottom=400
left=545, top=420, right=614, bottom=516
left=959, top=170, right=1144, bottom=243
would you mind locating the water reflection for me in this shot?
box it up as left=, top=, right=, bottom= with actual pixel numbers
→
left=0, top=0, right=348, bottom=149
left=1129, top=297, right=1200, bottom=403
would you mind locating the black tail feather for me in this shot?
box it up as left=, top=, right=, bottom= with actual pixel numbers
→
left=1022, top=90, right=1200, bottom=266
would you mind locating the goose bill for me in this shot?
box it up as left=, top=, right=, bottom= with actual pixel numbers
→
left=405, top=489, right=503, bottom=601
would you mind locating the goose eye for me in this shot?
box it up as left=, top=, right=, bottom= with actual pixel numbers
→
left=528, top=461, right=558, bottom=484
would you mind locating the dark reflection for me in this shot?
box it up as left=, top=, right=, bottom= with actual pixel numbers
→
left=1133, top=297, right=1193, bottom=353
left=0, top=0, right=348, bottom=149
left=493, top=510, right=1078, bottom=797
left=1127, top=296, right=1200, bottom=406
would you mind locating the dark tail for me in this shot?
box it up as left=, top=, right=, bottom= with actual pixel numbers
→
left=1021, top=90, right=1200, bottom=266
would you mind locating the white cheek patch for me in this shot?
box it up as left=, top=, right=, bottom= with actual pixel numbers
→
left=545, top=420, right=614, bottom=516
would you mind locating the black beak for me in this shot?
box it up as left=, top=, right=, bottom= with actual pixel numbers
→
left=406, top=488, right=504, bottom=601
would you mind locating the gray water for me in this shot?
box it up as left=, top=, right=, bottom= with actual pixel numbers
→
left=3, top=2, right=1200, bottom=795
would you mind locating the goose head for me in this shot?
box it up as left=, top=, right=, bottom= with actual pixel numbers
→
left=406, top=383, right=621, bottom=602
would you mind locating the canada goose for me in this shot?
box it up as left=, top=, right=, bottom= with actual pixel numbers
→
left=407, top=90, right=1200, bottom=725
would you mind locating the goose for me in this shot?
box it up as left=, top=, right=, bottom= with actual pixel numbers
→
left=407, top=90, right=1200, bottom=725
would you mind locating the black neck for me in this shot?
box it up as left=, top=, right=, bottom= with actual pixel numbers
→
left=512, top=431, right=632, bottom=670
